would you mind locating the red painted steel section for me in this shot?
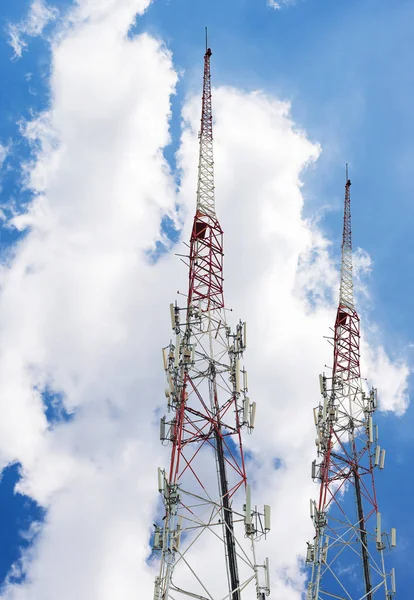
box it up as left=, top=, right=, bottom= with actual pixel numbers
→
left=317, top=179, right=378, bottom=517
left=166, top=48, right=245, bottom=494
left=188, top=211, right=224, bottom=311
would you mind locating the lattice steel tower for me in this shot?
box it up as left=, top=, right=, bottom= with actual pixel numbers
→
left=152, top=42, right=271, bottom=600
left=306, top=168, right=397, bottom=600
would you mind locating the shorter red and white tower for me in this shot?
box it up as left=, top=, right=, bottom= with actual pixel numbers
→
left=306, top=168, right=396, bottom=600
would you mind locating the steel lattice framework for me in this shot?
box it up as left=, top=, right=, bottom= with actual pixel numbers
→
left=306, top=170, right=396, bottom=600
left=152, top=46, right=271, bottom=600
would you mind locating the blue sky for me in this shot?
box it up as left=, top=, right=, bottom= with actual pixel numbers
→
left=0, top=0, right=413, bottom=597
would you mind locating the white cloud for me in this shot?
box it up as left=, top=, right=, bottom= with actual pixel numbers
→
left=25, top=0, right=59, bottom=36
left=0, top=2, right=410, bottom=600
left=0, top=142, right=10, bottom=197
left=363, top=344, right=410, bottom=415
left=8, top=0, right=58, bottom=59
left=8, top=25, right=27, bottom=60
left=1, top=1, right=177, bottom=598
left=268, top=0, right=296, bottom=10
left=0, top=143, right=8, bottom=170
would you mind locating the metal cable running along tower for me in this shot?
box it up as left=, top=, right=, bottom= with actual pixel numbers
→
left=152, top=43, right=271, bottom=600
left=306, top=168, right=397, bottom=600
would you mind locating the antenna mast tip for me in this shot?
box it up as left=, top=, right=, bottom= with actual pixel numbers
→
left=346, top=163, right=351, bottom=186
left=205, top=27, right=212, bottom=56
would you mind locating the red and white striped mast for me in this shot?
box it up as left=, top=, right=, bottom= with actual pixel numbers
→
left=152, top=38, right=271, bottom=600
left=306, top=168, right=396, bottom=600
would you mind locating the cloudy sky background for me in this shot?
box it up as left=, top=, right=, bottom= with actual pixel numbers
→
left=0, top=0, right=413, bottom=598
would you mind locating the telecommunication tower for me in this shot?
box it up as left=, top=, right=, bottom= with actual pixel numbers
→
left=152, top=42, right=271, bottom=600
left=306, top=168, right=396, bottom=600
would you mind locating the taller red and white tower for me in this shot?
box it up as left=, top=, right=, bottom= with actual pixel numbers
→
left=152, top=43, right=271, bottom=600
left=306, top=168, right=396, bottom=600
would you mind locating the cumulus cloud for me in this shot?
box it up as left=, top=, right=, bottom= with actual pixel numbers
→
left=0, top=2, right=410, bottom=600
left=1, top=1, right=177, bottom=598
left=177, top=85, right=410, bottom=597
left=8, top=0, right=58, bottom=59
